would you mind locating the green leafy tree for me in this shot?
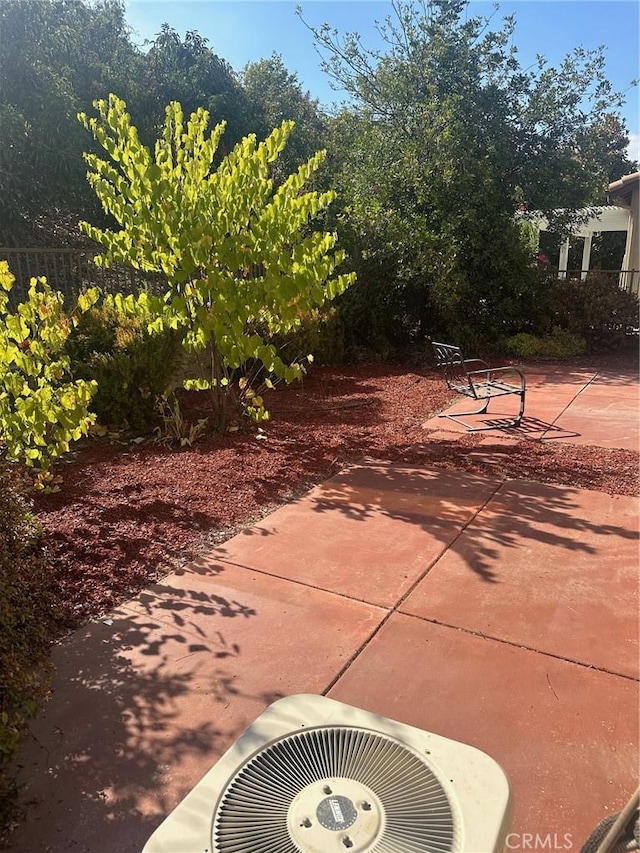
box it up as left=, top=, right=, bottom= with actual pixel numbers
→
left=0, top=0, right=142, bottom=234
left=302, top=0, right=638, bottom=348
left=138, top=26, right=252, bottom=152
left=242, top=54, right=329, bottom=182
left=583, top=113, right=638, bottom=187
left=0, top=262, right=98, bottom=488
left=78, top=95, right=354, bottom=429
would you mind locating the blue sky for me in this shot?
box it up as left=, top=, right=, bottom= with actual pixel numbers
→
left=123, top=1, right=640, bottom=160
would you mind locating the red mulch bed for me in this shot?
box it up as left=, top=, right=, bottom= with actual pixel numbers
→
left=34, top=359, right=639, bottom=630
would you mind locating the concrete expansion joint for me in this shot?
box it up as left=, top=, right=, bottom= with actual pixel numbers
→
left=227, top=561, right=393, bottom=609
left=407, top=613, right=640, bottom=684
left=322, top=479, right=507, bottom=696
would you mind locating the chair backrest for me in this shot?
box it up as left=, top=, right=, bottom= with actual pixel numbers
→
left=431, top=341, right=469, bottom=391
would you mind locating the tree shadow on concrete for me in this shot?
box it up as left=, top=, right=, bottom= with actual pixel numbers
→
left=307, top=462, right=639, bottom=583
left=5, top=581, right=280, bottom=853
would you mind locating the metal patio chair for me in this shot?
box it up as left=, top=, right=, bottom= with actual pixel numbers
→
left=431, top=341, right=526, bottom=431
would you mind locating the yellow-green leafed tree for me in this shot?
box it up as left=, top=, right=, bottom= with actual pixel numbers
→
left=0, top=262, right=98, bottom=489
left=78, top=95, right=355, bottom=430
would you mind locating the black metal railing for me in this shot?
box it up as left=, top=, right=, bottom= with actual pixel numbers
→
left=552, top=268, right=639, bottom=294
left=3, top=249, right=637, bottom=307
left=0, top=247, right=166, bottom=306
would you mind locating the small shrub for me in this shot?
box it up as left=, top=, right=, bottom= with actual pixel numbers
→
left=0, top=263, right=98, bottom=489
left=552, top=273, right=640, bottom=351
left=504, top=327, right=587, bottom=359
left=153, top=393, right=208, bottom=448
left=66, top=298, right=183, bottom=431
left=0, top=464, right=59, bottom=834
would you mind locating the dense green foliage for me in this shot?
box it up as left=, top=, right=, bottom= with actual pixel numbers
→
left=0, top=464, right=58, bottom=833
left=1, top=0, right=637, bottom=351
left=0, top=262, right=98, bottom=487
left=136, top=25, right=253, bottom=152
left=0, top=1, right=328, bottom=242
left=242, top=55, right=329, bottom=182
left=552, top=272, right=640, bottom=351
left=0, top=0, right=141, bottom=230
left=270, top=307, right=346, bottom=366
left=78, top=95, right=354, bottom=429
left=303, top=0, right=638, bottom=352
left=502, top=270, right=639, bottom=355
left=66, top=299, right=183, bottom=431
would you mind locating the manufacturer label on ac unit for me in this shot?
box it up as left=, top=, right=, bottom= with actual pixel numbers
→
left=316, top=795, right=358, bottom=831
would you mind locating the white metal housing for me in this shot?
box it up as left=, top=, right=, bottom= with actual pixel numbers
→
left=142, top=694, right=512, bottom=853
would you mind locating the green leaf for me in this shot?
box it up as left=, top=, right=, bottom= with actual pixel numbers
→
left=183, top=378, right=211, bottom=391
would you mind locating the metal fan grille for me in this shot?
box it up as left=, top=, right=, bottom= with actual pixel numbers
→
left=213, top=726, right=458, bottom=853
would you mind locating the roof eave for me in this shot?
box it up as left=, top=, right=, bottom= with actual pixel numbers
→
left=608, top=171, right=640, bottom=208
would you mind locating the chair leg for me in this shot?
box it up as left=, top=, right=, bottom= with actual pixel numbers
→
left=437, top=391, right=525, bottom=432
left=437, top=398, right=490, bottom=419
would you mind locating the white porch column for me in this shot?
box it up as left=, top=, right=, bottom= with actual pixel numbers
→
left=620, top=184, right=639, bottom=294
left=558, top=237, right=570, bottom=279
left=580, top=233, right=593, bottom=280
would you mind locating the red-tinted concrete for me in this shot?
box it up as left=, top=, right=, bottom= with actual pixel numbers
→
left=422, top=388, right=584, bottom=439
left=589, top=368, right=640, bottom=391
left=523, top=366, right=597, bottom=389
left=6, top=565, right=386, bottom=853
left=572, top=388, right=640, bottom=411
left=550, top=411, right=639, bottom=450
left=401, top=480, right=640, bottom=678
left=425, top=363, right=639, bottom=449
left=550, top=384, right=639, bottom=450
left=194, top=464, right=500, bottom=607
left=329, top=614, right=639, bottom=852
left=423, top=401, right=534, bottom=437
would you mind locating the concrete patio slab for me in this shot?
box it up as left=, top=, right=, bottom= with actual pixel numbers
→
left=194, top=464, right=501, bottom=608
left=425, top=362, right=639, bottom=448
left=422, top=378, right=584, bottom=434
left=547, top=380, right=639, bottom=450
left=522, top=366, right=599, bottom=386
left=589, top=369, right=640, bottom=390
left=584, top=376, right=640, bottom=403
left=329, top=613, right=639, bottom=852
left=524, top=386, right=585, bottom=411
left=543, top=407, right=640, bottom=451
left=400, top=480, right=640, bottom=678
left=423, top=399, right=580, bottom=441
left=566, top=391, right=639, bottom=415
left=6, top=565, right=386, bottom=853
